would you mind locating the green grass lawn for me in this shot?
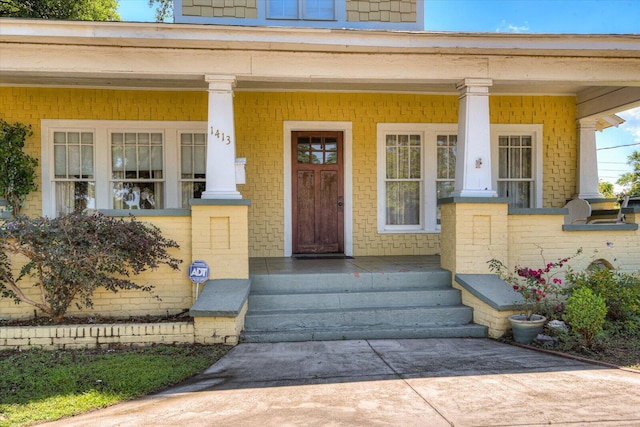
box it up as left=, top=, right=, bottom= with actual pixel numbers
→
left=0, top=344, right=229, bottom=427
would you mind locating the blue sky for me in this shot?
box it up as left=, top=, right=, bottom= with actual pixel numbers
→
left=118, top=0, right=640, bottom=188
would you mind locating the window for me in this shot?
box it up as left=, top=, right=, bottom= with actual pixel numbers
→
left=111, top=132, right=164, bottom=210
left=384, top=133, right=422, bottom=227
left=53, top=131, right=96, bottom=216
left=268, top=0, right=335, bottom=20
left=497, top=135, right=532, bottom=208
left=180, top=132, right=207, bottom=208
left=377, top=124, right=457, bottom=233
left=296, top=134, right=338, bottom=164
left=42, top=121, right=207, bottom=217
left=378, top=123, right=542, bottom=233
left=491, top=125, right=543, bottom=209
left=436, top=134, right=456, bottom=225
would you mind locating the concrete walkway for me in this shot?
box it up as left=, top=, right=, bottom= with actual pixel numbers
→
left=45, top=339, right=640, bottom=426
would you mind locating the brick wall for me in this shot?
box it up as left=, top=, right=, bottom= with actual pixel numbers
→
left=0, top=215, right=194, bottom=321
left=507, top=213, right=640, bottom=273
left=0, top=322, right=195, bottom=350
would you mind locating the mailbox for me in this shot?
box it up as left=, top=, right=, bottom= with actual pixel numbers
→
left=235, top=157, right=246, bottom=185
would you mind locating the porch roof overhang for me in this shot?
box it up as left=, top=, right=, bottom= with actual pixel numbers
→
left=1, top=19, right=639, bottom=117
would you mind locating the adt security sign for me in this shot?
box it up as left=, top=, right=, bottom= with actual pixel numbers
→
left=188, top=260, right=210, bottom=284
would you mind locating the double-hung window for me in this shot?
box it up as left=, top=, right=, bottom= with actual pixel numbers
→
left=377, top=124, right=457, bottom=233
left=491, top=125, right=543, bottom=209
left=52, top=131, right=96, bottom=216
left=378, top=123, right=542, bottom=233
left=436, top=134, right=457, bottom=225
left=111, top=132, right=164, bottom=210
left=42, top=120, right=207, bottom=217
left=268, top=0, right=335, bottom=20
left=179, top=132, right=207, bottom=208
left=384, top=133, right=422, bottom=228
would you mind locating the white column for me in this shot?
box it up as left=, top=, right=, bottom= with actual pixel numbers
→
left=201, top=75, right=242, bottom=199
left=452, top=78, right=497, bottom=198
left=576, top=118, right=604, bottom=199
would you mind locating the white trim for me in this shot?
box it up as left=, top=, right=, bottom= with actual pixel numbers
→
left=376, top=123, right=458, bottom=234
left=284, top=121, right=353, bottom=257
left=41, top=120, right=206, bottom=217
left=490, top=124, right=544, bottom=208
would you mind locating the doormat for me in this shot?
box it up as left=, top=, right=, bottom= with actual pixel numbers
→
left=294, top=255, right=354, bottom=260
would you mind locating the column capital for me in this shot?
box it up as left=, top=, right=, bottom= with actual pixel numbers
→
left=205, top=75, right=237, bottom=92
left=456, top=78, right=493, bottom=96
left=577, top=117, right=599, bottom=129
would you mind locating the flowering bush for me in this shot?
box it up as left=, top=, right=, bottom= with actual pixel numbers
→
left=488, top=248, right=582, bottom=320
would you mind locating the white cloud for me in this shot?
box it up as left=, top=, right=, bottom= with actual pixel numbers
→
left=619, top=106, right=640, bottom=144
left=495, top=20, right=530, bottom=33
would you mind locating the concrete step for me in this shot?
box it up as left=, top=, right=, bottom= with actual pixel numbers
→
left=241, top=324, right=488, bottom=343
left=241, top=267, right=487, bottom=343
left=244, top=305, right=474, bottom=330
left=249, top=270, right=452, bottom=293
left=248, top=288, right=463, bottom=311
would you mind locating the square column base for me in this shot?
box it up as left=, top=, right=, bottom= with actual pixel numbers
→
left=191, top=199, right=250, bottom=280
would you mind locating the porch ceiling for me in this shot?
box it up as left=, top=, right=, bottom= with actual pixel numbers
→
left=1, top=19, right=639, bottom=113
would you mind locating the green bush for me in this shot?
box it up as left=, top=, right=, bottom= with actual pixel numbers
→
left=566, top=266, right=640, bottom=322
left=564, top=287, right=607, bottom=347
left=0, top=118, right=38, bottom=216
left=0, top=213, right=182, bottom=323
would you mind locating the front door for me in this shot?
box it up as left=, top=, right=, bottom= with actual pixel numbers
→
left=292, top=131, right=344, bottom=254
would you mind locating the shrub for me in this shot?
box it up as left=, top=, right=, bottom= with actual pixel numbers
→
left=0, top=118, right=38, bottom=216
left=0, top=213, right=182, bottom=323
left=487, top=248, right=581, bottom=320
left=566, top=266, right=640, bottom=322
left=564, top=287, right=607, bottom=347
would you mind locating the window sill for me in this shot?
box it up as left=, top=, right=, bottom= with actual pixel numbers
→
left=99, top=209, right=191, bottom=217
left=377, top=229, right=440, bottom=234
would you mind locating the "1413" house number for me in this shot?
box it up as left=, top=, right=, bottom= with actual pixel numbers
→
left=210, top=127, right=231, bottom=145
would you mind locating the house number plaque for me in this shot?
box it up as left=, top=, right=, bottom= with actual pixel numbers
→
left=210, top=127, right=231, bottom=145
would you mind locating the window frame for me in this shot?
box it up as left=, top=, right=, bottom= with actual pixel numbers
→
left=51, top=129, right=97, bottom=217
left=179, top=131, right=208, bottom=208
left=41, top=120, right=207, bottom=217
left=490, top=124, right=543, bottom=209
left=267, top=0, right=336, bottom=21
left=377, top=123, right=457, bottom=234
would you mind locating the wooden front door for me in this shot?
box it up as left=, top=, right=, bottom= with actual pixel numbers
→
left=292, top=131, right=344, bottom=254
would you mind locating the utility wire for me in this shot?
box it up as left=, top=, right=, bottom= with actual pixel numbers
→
left=597, top=142, right=640, bottom=151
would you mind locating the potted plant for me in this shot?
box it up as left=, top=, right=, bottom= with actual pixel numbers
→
left=488, top=248, right=582, bottom=344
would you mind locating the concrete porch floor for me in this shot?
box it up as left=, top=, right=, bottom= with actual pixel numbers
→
left=249, top=255, right=442, bottom=275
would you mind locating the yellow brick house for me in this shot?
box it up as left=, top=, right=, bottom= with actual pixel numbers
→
left=1, top=0, right=640, bottom=344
